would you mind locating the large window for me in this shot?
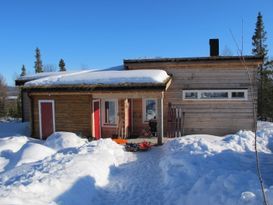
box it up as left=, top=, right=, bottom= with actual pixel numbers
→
left=143, top=99, right=157, bottom=122
left=102, top=99, right=118, bottom=126
left=183, top=89, right=248, bottom=100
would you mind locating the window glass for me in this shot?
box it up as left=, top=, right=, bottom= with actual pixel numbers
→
left=104, top=101, right=116, bottom=124
left=185, top=92, right=198, bottom=99
left=183, top=89, right=247, bottom=100
left=232, top=92, right=245, bottom=98
left=145, top=99, right=156, bottom=121
left=200, top=91, right=228, bottom=99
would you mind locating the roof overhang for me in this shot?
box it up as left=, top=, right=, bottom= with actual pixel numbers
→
left=123, top=56, right=263, bottom=64
left=22, top=76, right=172, bottom=93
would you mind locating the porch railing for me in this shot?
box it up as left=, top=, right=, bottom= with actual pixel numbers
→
left=167, top=103, right=185, bottom=138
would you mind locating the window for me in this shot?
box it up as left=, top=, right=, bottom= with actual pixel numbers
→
left=185, top=91, right=198, bottom=99
left=143, top=99, right=157, bottom=122
left=183, top=89, right=247, bottom=100
left=200, top=91, right=228, bottom=99
left=231, top=91, right=245, bottom=99
left=102, top=100, right=118, bottom=126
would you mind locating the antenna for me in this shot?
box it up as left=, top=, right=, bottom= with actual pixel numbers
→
left=229, top=29, right=241, bottom=55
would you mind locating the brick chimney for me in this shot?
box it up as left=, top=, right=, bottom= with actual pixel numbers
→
left=209, top=39, right=219, bottom=57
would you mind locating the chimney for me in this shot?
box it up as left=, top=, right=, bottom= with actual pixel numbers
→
left=209, top=39, right=219, bottom=57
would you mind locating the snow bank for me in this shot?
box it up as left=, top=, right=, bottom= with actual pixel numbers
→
left=0, top=136, right=28, bottom=152
left=0, top=138, right=135, bottom=205
left=25, top=69, right=170, bottom=87
left=16, top=142, right=55, bottom=166
left=160, top=128, right=273, bottom=205
left=0, top=157, right=9, bottom=172
left=44, top=132, right=88, bottom=151
left=0, top=136, right=55, bottom=172
left=0, top=121, right=273, bottom=205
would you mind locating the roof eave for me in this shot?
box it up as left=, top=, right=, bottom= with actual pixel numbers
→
left=22, top=79, right=172, bottom=93
left=123, top=56, right=263, bottom=64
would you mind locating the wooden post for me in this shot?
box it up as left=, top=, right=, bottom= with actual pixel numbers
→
left=158, top=92, right=164, bottom=145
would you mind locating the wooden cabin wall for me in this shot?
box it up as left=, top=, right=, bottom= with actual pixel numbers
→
left=31, top=95, right=92, bottom=138
left=125, top=61, right=258, bottom=136
left=22, top=91, right=31, bottom=122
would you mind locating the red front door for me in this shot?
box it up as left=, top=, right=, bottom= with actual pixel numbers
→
left=39, top=101, right=55, bottom=139
left=93, top=100, right=101, bottom=139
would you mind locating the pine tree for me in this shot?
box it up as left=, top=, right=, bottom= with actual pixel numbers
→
left=20, top=65, right=26, bottom=76
left=252, top=12, right=268, bottom=59
left=34, top=48, right=43, bottom=73
left=59, top=59, right=66, bottom=71
left=252, top=12, right=273, bottom=120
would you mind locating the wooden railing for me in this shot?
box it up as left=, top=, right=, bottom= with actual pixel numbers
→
left=167, top=103, right=185, bottom=138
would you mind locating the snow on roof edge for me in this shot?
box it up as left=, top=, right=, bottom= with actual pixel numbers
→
left=24, top=69, right=170, bottom=88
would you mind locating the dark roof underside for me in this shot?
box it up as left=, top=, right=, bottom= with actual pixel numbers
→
left=124, top=56, right=263, bottom=64
left=22, top=82, right=169, bottom=92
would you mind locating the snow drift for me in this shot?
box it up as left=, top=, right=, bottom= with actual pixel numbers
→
left=44, top=132, right=87, bottom=151
left=0, top=121, right=273, bottom=205
left=0, top=136, right=135, bottom=205
left=159, top=127, right=273, bottom=205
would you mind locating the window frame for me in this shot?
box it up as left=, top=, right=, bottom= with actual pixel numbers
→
left=182, top=89, right=248, bottom=101
left=142, top=98, right=158, bottom=123
left=101, top=99, right=118, bottom=127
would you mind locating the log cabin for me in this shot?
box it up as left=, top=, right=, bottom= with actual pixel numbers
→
left=16, top=39, right=263, bottom=144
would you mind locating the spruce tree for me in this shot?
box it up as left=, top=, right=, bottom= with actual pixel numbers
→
left=59, top=59, right=66, bottom=71
left=20, top=65, right=26, bottom=77
left=34, top=48, right=43, bottom=73
left=252, top=12, right=273, bottom=120
left=252, top=12, right=268, bottom=59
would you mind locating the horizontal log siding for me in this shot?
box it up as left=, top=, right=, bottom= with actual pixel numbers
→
left=125, top=62, right=258, bottom=136
left=22, top=91, right=31, bottom=122
left=32, top=95, right=91, bottom=138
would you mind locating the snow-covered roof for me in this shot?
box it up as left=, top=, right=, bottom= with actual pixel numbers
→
left=25, top=69, right=170, bottom=88
left=15, top=65, right=126, bottom=86
left=17, top=71, right=70, bottom=81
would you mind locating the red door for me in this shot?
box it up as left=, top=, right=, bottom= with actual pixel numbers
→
left=39, top=101, right=55, bottom=139
left=93, top=100, right=101, bottom=139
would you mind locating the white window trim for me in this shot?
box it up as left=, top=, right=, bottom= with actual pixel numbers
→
left=38, top=100, right=55, bottom=140
left=101, top=99, right=118, bottom=127
left=142, top=98, right=158, bottom=123
left=182, top=89, right=248, bottom=101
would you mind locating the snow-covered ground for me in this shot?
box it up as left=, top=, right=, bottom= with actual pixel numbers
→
left=0, top=121, right=272, bottom=205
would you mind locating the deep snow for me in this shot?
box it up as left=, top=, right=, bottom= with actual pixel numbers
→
left=0, top=121, right=272, bottom=205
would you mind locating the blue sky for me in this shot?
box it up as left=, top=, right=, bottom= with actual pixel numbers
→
left=0, top=0, right=272, bottom=85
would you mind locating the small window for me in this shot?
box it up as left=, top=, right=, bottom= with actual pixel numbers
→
left=103, top=100, right=118, bottom=126
left=143, top=99, right=157, bottom=122
left=185, top=92, right=198, bottom=99
left=232, top=91, right=245, bottom=99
